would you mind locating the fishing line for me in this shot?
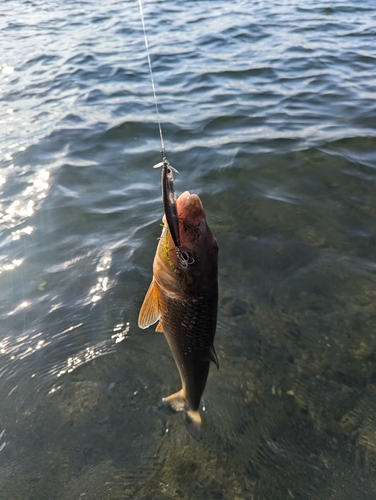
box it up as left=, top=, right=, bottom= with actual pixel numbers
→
left=137, top=0, right=193, bottom=267
left=137, top=0, right=166, bottom=156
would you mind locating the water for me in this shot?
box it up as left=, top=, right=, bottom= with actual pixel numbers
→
left=1, top=0, right=376, bottom=498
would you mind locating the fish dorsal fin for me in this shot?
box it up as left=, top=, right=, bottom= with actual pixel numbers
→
left=155, top=321, right=164, bottom=333
left=209, top=345, right=219, bottom=369
left=138, top=280, right=160, bottom=329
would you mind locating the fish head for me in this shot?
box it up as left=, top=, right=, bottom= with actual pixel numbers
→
left=177, top=191, right=207, bottom=235
left=157, top=191, right=218, bottom=293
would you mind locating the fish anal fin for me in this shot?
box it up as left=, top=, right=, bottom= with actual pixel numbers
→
left=138, top=280, right=160, bottom=329
left=155, top=321, right=164, bottom=333
left=209, top=344, right=219, bottom=369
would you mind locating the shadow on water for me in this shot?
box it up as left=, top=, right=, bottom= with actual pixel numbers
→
left=1, top=0, right=376, bottom=499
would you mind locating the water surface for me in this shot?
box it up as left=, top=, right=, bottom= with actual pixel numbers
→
left=1, top=0, right=376, bottom=498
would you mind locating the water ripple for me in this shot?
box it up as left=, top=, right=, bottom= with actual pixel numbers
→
left=1, top=0, right=376, bottom=498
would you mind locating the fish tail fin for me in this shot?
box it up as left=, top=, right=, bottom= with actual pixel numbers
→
left=159, top=389, right=202, bottom=440
left=183, top=409, right=202, bottom=441
left=160, top=389, right=187, bottom=413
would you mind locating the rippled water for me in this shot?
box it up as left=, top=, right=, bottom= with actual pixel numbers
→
left=1, top=0, right=376, bottom=498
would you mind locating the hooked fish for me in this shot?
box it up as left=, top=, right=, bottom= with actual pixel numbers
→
left=138, top=166, right=219, bottom=440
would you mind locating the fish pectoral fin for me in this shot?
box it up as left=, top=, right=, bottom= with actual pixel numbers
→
left=138, top=280, right=161, bottom=329
left=155, top=321, right=164, bottom=333
left=209, top=344, right=219, bottom=369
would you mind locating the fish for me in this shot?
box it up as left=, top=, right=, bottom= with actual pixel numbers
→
left=138, top=186, right=219, bottom=440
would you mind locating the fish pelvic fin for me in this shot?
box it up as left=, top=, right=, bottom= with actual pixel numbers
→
left=159, top=389, right=202, bottom=441
left=155, top=321, right=164, bottom=333
left=138, top=280, right=160, bottom=329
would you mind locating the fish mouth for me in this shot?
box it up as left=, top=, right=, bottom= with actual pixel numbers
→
left=177, top=191, right=205, bottom=227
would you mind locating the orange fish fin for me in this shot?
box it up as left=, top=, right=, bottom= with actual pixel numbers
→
left=138, top=280, right=160, bottom=329
left=155, top=321, right=164, bottom=333
left=209, top=344, right=219, bottom=369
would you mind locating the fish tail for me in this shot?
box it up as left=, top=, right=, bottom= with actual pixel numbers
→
left=159, top=389, right=202, bottom=440
left=183, top=409, right=202, bottom=441
left=160, top=389, right=187, bottom=413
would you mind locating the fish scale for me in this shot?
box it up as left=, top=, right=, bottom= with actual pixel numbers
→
left=161, top=292, right=217, bottom=354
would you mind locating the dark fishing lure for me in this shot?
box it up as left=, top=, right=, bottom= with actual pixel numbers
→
left=153, top=156, right=180, bottom=249
left=153, top=156, right=195, bottom=269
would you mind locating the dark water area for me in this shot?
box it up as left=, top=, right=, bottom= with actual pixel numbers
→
left=1, top=0, right=376, bottom=498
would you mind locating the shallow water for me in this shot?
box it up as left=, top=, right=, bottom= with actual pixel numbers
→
left=1, top=0, right=376, bottom=498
